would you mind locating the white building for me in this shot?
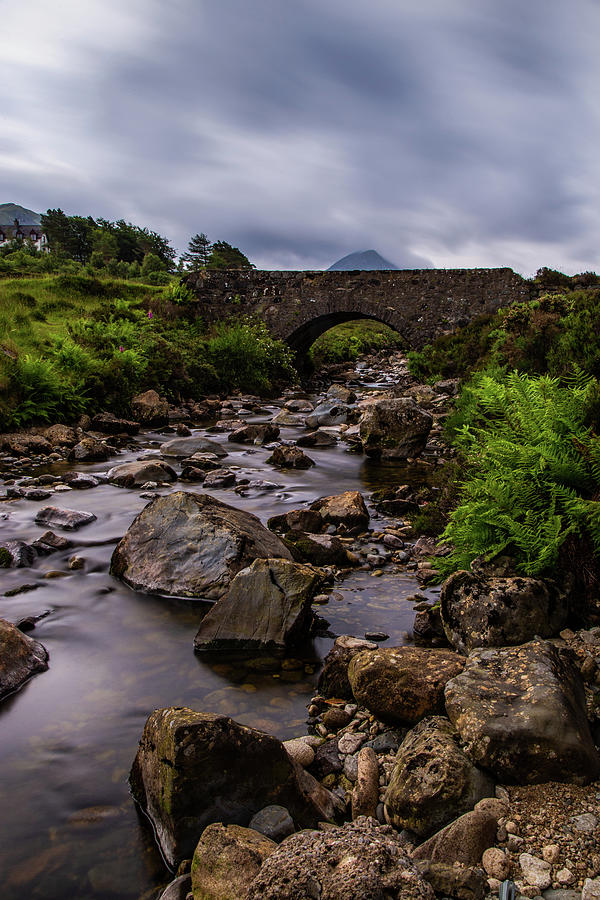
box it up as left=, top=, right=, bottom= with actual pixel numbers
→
left=0, top=218, right=49, bottom=252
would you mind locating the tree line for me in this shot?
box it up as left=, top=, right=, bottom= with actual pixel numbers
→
left=38, top=210, right=254, bottom=273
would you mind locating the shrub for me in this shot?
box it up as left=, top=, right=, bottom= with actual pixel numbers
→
left=206, top=321, right=296, bottom=393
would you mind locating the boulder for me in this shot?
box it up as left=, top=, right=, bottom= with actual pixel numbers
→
left=310, top=490, right=369, bottom=531
left=107, top=460, right=177, bottom=487
left=248, top=805, right=295, bottom=842
left=111, top=492, right=293, bottom=601
left=193, top=558, right=323, bottom=651
left=203, top=468, right=237, bottom=489
left=306, top=401, right=350, bottom=429
left=0, top=617, right=49, bottom=700
left=246, top=817, right=435, bottom=900
left=62, top=472, right=101, bottom=489
left=444, top=640, right=600, bottom=784
left=160, top=436, right=227, bottom=459
left=91, top=411, right=139, bottom=435
left=34, top=506, right=97, bottom=530
left=415, top=860, right=487, bottom=900
left=129, top=707, right=339, bottom=865
left=131, top=389, right=170, bottom=426
left=268, top=508, right=325, bottom=535
left=180, top=452, right=222, bottom=471
left=284, top=398, right=314, bottom=412
left=44, top=424, right=79, bottom=447
left=266, top=446, right=315, bottom=469
left=359, top=398, right=432, bottom=459
left=228, top=423, right=280, bottom=444
left=191, top=823, right=276, bottom=900
left=288, top=533, right=358, bottom=567
left=68, top=438, right=110, bottom=462
left=296, top=429, right=337, bottom=448
left=412, top=799, right=502, bottom=866
left=440, top=571, right=568, bottom=653
left=0, top=540, right=36, bottom=567
left=1, top=433, right=52, bottom=456
left=271, top=410, right=306, bottom=427
left=348, top=646, right=465, bottom=725
left=384, top=716, right=495, bottom=837
left=327, top=384, right=357, bottom=403
left=317, top=635, right=377, bottom=699
left=157, top=874, right=191, bottom=900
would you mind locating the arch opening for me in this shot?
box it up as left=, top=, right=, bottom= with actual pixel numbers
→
left=285, top=311, right=407, bottom=357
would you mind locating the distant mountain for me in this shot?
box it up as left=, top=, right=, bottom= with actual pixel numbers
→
left=328, top=249, right=399, bottom=271
left=0, top=203, right=41, bottom=226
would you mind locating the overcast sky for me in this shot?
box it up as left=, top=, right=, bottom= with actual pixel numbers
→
left=1, top=0, right=599, bottom=273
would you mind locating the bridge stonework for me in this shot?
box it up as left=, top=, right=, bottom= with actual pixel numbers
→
left=186, top=268, right=531, bottom=354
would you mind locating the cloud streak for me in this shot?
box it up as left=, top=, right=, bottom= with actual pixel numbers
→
left=1, top=0, right=599, bottom=273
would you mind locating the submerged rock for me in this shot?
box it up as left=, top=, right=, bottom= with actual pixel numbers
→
left=129, top=707, right=340, bottom=865
left=384, top=716, right=495, bottom=837
left=111, top=491, right=292, bottom=600
left=194, top=558, right=323, bottom=651
left=0, top=617, right=49, bottom=700
left=440, top=571, right=568, bottom=653
left=246, top=817, right=434, bottom=900
left=160, top=436, right=227, bottom=459
left=359, top=398, right=432, bottom=459
left=34, top=506, right=97, bottom=530
left=444, top=640, right=600, bottom=783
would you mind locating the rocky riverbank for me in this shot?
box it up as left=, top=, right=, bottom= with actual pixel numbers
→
left=1, top=352, right=599, bottom=900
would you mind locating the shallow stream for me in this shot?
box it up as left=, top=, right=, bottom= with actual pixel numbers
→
left=0, top=410, right=436, bottom=899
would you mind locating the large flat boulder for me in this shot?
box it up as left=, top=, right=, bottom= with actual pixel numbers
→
left=0, top=617, right=49, bottom=700
left=246, top=817, right=435, bottom=900
left=384, top=716, right=495, bottom=837
left=160, top=436, right=227, bottom=459
left=359, top=398, right=432, bottom=459
left=194, top=558, right=323, bottom=651
left=107, top=459, right=177, bottom=487
left=348, top=646, right=465, bottom=725
left=440, top=571, right=568, bottom=653
left=130, top=707, right=339, bottom=866
left=444, top=640, right=600, bottom=784
left=111, top=491, right=293, bottom=600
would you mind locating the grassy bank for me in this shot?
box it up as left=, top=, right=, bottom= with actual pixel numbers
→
left=0, top=270, right=296, bottom=428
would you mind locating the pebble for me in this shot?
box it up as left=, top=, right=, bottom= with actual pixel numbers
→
left=337, top=733, right=368, bottom=755
left=583, top=879, right=600, bottom=900
left=543, top=844, right=561, bottom=864
left=482, top=847, right=511, bottom=880
left=573, top=814, right=598, bottom=833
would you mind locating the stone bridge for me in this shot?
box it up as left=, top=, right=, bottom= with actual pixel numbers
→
left=186, top=268, right=531, bottom=355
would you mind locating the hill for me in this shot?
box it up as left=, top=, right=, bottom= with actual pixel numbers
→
left=328, top=249, right=399, bottom=271
left=0, top=203, right=41, bottom=226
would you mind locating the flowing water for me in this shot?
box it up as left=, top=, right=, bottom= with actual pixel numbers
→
left=0, top=411, right=437, bottom=899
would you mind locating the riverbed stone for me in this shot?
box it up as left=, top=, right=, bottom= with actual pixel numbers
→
left=1, top=433, right=53, bottom=456
left=246, top=817, right=435, bottom=900
left=296, top=429, right=337, bottom=447
left=0, top=617, right=49, bottom=699
left=111, top=491, right=292, bottom=600
left=327, top=384, right=357, bottom=403
left=440, top=571, right=568, bottom=653
left=317, top=635, right=378, bottom=699
left=193, top=558, right=322, bottom=651
left=352, top=747, right=379, bottom=819
left=248, top=805, right=295, bottom=841
left=444, top=640, right=600, bottom=784
left=191, top=823, right=276, bottom=900
left=34, top=506, right=97, bottom=530
left=0, top=540, right=36, bottom=567
left=68, top=437, right=110, bottom=462
left=384, top=716, right=495, bottom=837
left=359, top=398, right=433, bottom=459
left=62, top=472, right=101, bottom=489
left=157, top=874, right=191, bottom=900
left=160, top=436, right=227, bottom=459
left=131, top=389, right=170, bottom=426
left=412, top=800, right=501, bottom=866
left=288, top=532, right=358, bottom=567
left=107, top=459, right=177, bottom=487
left=129, top=707, right=339, bottom=865
left=348, top=646, right=465, bottom=725
left=228, top=423, right=280, bottom=444
left=91, top=411, right=140, bottom=435
left=306, top=400, right=350, bottom=429
left=309, top=490, right=369, bottom=530
left=44, top=424, right=79, bottom=448
left=266, top=445, right=315, bottom=469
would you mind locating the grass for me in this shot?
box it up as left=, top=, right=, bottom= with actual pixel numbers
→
left=309, top=319, right=402, bottom=366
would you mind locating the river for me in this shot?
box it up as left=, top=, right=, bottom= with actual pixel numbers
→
left=0, top=399, right=437, bottom=899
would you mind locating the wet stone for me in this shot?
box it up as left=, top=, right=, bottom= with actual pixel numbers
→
left=35, top=506, right=97, bottom=530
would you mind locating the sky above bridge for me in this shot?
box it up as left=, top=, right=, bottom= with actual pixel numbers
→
left=2, top=1, right=598, bottom=274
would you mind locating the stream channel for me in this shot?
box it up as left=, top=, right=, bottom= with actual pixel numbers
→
left=0, top=391, right=439, bottom=899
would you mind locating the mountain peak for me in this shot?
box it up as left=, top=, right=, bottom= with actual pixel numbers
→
left=0, top=203, right=42, bottom=226
left=328, top=249, right=400, bottom=271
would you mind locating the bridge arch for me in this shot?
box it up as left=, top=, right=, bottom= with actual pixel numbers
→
left=285, top=310, right=407, bottom=356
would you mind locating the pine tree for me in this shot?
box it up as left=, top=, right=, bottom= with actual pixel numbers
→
left=181, top=233, right=212, bottom=270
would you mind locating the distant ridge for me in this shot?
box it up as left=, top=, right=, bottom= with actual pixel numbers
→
left=0, top=203, right=41, bottom=226
left=328, top=249, right=400, bottom=271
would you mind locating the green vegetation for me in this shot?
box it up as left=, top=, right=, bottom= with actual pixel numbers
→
left=180, top=233, right=254, bottom=271
left=309, top=319, right=402, bottom=366
left=0, top=252, right=294, bottom=428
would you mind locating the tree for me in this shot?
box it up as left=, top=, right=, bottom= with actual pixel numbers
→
left=207, top=240, right=254, bottom=269
left=181, top=233, right=212, bottom=270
